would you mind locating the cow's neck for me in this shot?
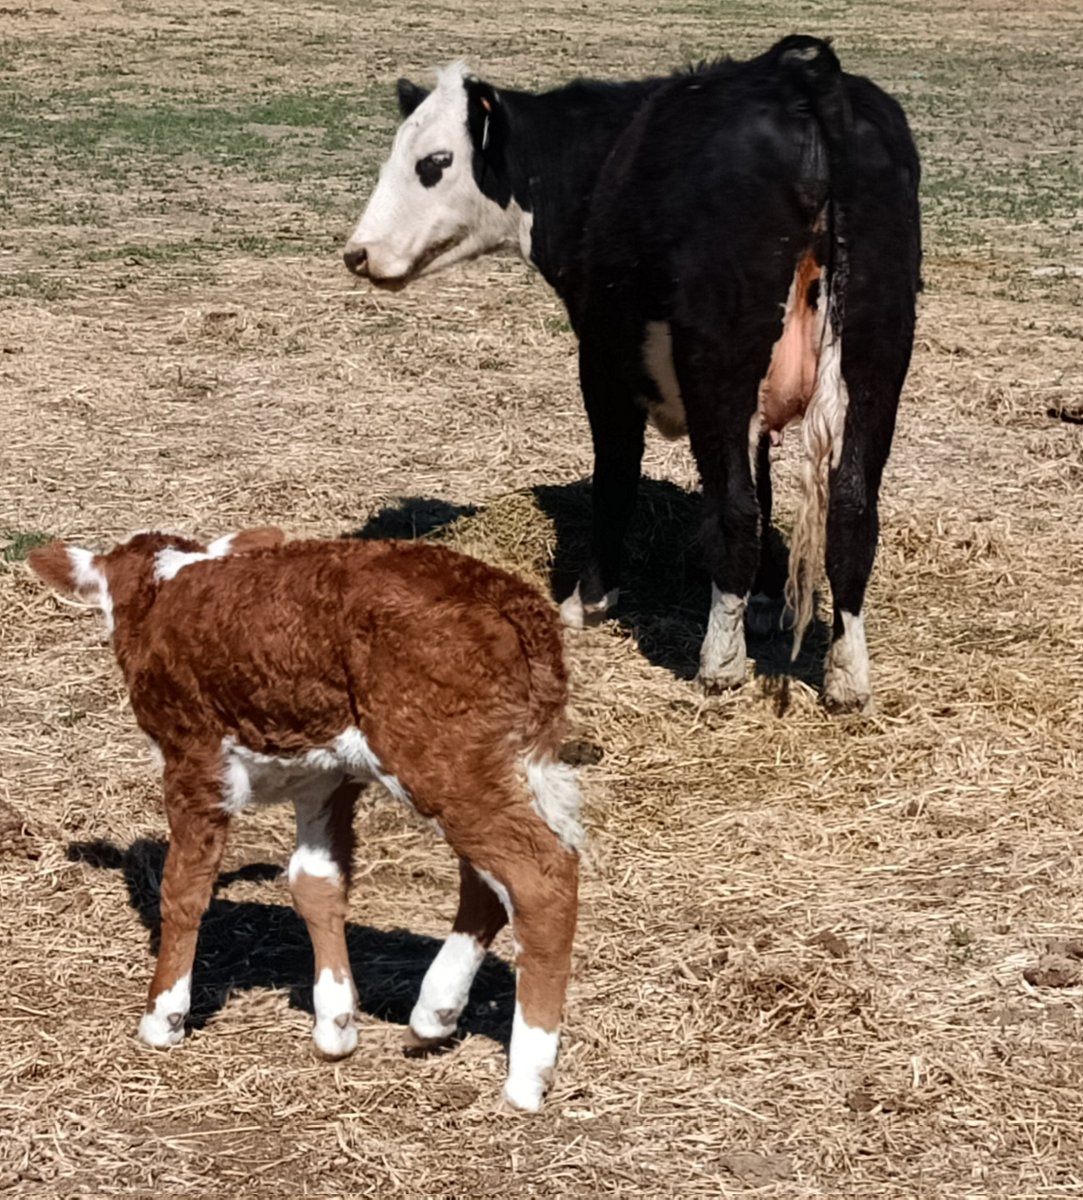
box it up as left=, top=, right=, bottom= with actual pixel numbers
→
left=491, top=80, right=659, bottom=317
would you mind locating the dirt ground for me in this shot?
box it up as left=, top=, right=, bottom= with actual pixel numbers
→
left=1, top=1, right=1081, bottom=1195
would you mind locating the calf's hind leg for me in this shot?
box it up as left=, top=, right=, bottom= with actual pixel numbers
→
left=444, top=801, right=579, bottom=1112
left=289, top=778, right=362, bottom=1058
left=408, top=857, right=509, bottom=1046
left=140, top=758, right=230, bottom=1048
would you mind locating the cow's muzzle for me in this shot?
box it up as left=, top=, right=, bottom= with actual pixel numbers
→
left=342, top=245, right=368, bottom=277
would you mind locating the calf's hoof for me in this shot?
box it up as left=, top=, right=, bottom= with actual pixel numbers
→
left=559, top=585, right=618, bottom=630
left=501, top=1067, right=554, bottom=1114
left=138, top=1009, right=186, bottom=1049
left=313, top=1013, right=359, bottom=1060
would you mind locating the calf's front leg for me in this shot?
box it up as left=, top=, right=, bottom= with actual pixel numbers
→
left=140, top=756, right=230, bottom=1048
left=408, top=857, right=508, bottom=1046
left=290, top=778, right=362, bottom=1058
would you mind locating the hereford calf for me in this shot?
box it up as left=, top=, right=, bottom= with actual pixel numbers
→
left=30, top=528, right=582, bottom=1112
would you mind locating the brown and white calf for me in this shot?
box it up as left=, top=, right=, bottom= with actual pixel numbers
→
left=30, top=528, right=582, bottom=1111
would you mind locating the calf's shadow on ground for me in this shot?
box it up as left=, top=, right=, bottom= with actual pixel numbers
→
left=349, top=481, right=831, bottom=699
left=67, top=838, right=516, bottom=1048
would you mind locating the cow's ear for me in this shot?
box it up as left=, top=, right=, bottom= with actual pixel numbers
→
left=465, top=79, right=501, bottom=155
left=397, top=78, right=429, bottom=118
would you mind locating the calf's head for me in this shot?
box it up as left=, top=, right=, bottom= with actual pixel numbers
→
left=343, top=63, right=519, bottom=287
left=29, top=526, right=284, bottom=636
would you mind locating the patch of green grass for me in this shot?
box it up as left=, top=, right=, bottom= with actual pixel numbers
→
left=0, top=84, right=390, bottom=187
left=0, top=271, right=66, bottom=300
left=0, top=529, right=51, bottom=563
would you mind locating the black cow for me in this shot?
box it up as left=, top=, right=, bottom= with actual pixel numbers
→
left=343, top=36, right=922, bottom=711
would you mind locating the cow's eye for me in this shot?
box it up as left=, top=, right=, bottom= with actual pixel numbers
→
left=416, top=151, right=453, bottom=188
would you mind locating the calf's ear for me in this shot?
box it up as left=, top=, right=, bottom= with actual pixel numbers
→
left=208, top=526, right=285, bottom=557
left=397, top=78, right=429, bottom=118
left=28, top=542, right=99, bottom=598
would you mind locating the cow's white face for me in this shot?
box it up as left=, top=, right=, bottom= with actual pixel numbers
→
left=343, top=64, right=522, bottom=287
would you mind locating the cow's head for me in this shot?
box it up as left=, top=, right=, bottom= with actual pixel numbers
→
left=29, top=527, right=284, bottom=636
left=343, top=62, right=523, bottom=287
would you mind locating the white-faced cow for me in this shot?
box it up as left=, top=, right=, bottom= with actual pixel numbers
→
left=30, top=529, right=581, bottom=1112
left=343, top=36, right=922, bottom=712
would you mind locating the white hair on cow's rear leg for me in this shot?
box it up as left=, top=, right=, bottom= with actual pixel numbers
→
left=698, top=585, right=748, bottom=690
left=823, top=610, right=872, bottom=713
left=787, top=287, right=850, bottom=659
left=559, top=583, right=619, bottom=630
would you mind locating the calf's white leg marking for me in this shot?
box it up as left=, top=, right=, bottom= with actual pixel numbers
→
left=559, top=583, right=619, bottom=629
left=823, top=610, right=872, bottom=712
left=503, top=1001, right=560, bottom=1113
left=138, top=972, right=191, bottom=1048
left=312, top=966, right=358, bottom=1058
left=290, top=788, right=358, bottom=1057
left=410, top=932, right=487, bottom=1041
left=698, top=585, right=748, bottom=690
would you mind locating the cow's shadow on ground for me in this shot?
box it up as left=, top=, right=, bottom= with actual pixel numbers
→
left=349, top=483, right=830, bottom=696
left=67, top=838, right=515, bottom=1048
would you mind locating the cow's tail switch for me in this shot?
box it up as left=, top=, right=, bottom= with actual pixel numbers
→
left=778, top=37, right=853, bottom=659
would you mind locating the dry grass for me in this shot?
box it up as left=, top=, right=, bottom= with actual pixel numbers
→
left=2, top=0, right=1082, bottom=1195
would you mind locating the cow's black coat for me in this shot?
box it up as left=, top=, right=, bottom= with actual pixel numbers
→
left=405, top=36, right=921, bottom=700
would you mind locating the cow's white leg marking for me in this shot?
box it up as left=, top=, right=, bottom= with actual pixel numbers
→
left=503, top=1001, right=560, bottom=1113
left=698, top=585, right=748, bottom=690
left=138, top=972, right=191, bottom=1048
left=410, top=931, right=487, bottom=1041
left=823, top=610, right=872, bottom=712
left=559, top=583, right=619, bottom=629
left=312, top=966, right=358, bottom=1058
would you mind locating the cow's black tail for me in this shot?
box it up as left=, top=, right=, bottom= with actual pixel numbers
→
left=773, top=36, right=853, bottom=658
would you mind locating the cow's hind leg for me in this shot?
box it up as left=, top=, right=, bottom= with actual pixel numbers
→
left=289, top=778, right=361, bottom=1058
left=824, top=345, right=905, bottom=713
left=140, top=756, right=230, bottom=1048
left=407, top=858, right=509, bottom=1046
left=560, top=340, right=646, bottom=628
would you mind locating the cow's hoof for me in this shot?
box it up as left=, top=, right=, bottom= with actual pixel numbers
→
left=823, top=690, right=874, bottom=716
left=696, top=660, right=747, bottom=693
left=559, top=585, right=618, bottom=629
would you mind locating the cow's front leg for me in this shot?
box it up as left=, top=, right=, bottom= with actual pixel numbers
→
left=696, top=447, right=761, bottom=691
left=560, top=346, right=646, bottom=629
